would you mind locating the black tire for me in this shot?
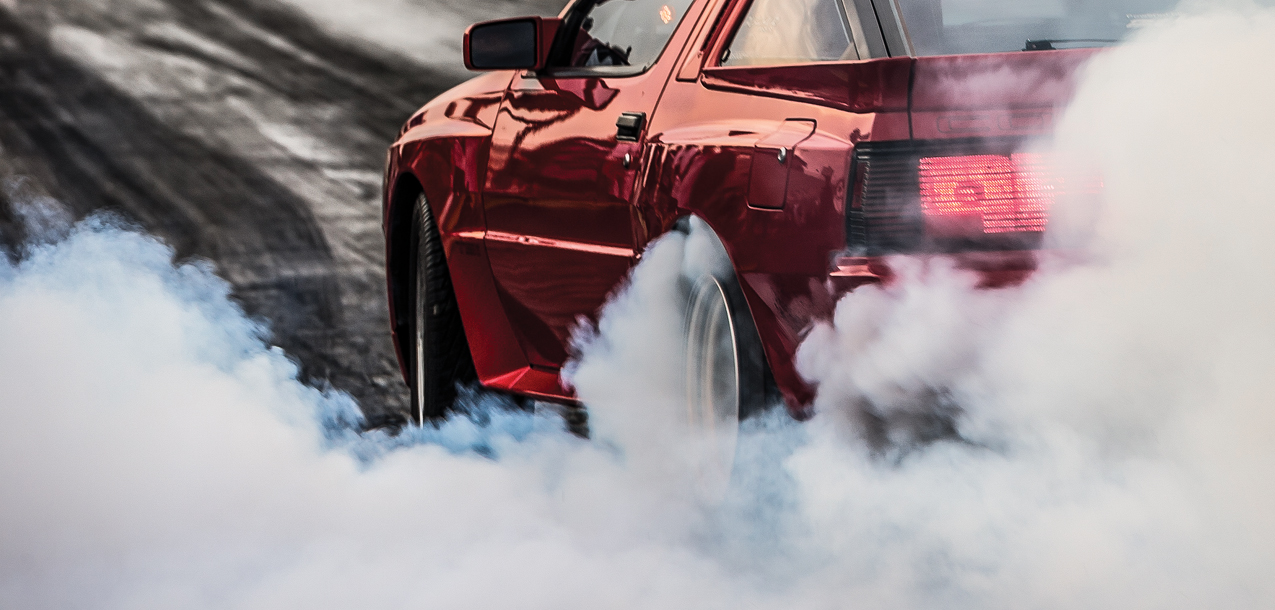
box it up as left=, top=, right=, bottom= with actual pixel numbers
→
left=409, top=193, right=476, bottom=424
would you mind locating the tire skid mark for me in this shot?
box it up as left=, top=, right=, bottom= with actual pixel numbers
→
left=0, top=0, right=455, bottom=422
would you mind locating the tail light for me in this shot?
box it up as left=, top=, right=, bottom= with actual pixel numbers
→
left=919, top=153, right=1050, bottom=235
left=847, top=140, right=1092, bottom=255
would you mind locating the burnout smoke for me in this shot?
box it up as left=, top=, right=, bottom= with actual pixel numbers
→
left=2, top=4, right=1275, bottom=609
left=564, top=217, right=748, bottom=503
left=792, top=2, right=1275, bottom=606
left=0, top=211, right=746, bottom=609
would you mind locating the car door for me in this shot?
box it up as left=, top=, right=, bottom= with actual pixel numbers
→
left=483, top=0, right=698, bottom=369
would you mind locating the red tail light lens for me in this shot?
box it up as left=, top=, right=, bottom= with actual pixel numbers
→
left=919, top=153, right=1051, bottom=237
left=847, top=139, right=1101, bottom=256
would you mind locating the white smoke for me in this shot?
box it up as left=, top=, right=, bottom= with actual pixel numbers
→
left=564, top=217, right=744, bottom=503
left=3, top=4, right=1275, bottom=609
left=0, top=213, right=739, bottom=609
left=791, top=3, right=1275, bottom=607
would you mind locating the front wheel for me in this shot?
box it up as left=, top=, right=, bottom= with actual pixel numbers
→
left=409, top=194, right=475, bottom=424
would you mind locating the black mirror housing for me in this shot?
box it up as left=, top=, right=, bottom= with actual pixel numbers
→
left=464, top=17, right=562, bottom=72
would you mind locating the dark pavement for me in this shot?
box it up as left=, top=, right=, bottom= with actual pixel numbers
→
left=0, top=0, right=554, bottom=423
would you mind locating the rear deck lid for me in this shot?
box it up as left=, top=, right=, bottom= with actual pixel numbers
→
left=888, top=0, right=1181, bottom=137
left=909, top=49, right=1097, bottom=140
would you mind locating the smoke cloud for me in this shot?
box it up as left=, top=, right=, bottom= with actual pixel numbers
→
left=3, top=4, right=1275, bottom=609
left=793, top=3, right=1275, bottom=606
left=0, top=208, right=754, bottom=608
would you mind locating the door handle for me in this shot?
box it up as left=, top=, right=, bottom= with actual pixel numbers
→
left=616, top=112, right=646, bottom=142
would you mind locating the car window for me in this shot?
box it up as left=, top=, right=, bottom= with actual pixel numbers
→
left=558, top=0, right=696, bottom=70
left=721, top=0, right=857, bottom=66
left=896, top=0, right=1186, bottom=55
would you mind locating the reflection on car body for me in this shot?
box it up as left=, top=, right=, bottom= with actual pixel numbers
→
left=380, top=0, right=1167, bottom=432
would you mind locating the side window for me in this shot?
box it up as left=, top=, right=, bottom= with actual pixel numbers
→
left=557, top=0, right=696, bottom=70
left=722, top=0, right=858, bottom=66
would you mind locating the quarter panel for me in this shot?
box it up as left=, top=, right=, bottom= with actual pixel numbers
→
left=644, top=73, right=897, bottom=415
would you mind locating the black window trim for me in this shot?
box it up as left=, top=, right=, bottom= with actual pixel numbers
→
left=835, top=0, right=863, bottom=61
left=850, top=0, right=893, bottom=57
left=869, top=0, right=918, bottom=57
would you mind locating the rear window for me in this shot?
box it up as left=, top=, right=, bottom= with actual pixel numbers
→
left=897, top=0, right=1181, bottom=55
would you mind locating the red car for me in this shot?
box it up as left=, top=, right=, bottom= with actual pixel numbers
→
left=382, top=0, right=1154, bottom=430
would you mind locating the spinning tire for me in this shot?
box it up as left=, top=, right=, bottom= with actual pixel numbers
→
left=679, top=222, right=770, bottom=497
left=409, top=194, right=475, bottom=424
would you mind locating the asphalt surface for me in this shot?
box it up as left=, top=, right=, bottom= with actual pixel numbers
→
left=0, top=0, right=555, bottom=424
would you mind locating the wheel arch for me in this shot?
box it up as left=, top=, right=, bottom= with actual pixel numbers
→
left=385, top=171, right=425, bottom=383
left=670, top=214, right=785, bottom=417
left=642, top=133, right=813, bottom=417
left=385, top=126, right=517, bottom=398
left=385, top=142, right=480, bottom=390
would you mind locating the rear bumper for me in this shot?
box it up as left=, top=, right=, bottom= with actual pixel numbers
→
left=830, top=249, right=1040, bottom=293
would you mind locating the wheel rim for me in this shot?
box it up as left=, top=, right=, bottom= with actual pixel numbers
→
left=413, top=222, right=430, bottom=426
left=684, top=276, right=741, bottom=498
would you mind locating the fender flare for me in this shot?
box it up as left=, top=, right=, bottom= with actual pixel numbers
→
left=671, top=215, right=781, bottom=418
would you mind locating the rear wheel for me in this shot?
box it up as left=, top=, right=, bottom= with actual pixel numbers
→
left=410, top=194, right=475, bottom=424
left=680, top=225, right=770, bottom=498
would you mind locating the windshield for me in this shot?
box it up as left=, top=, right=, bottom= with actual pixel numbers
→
left=895, top=0, right=1181, bottom=55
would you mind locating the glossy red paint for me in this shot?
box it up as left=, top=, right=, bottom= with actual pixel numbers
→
left=701, top=60, right=914, bottom=115
left=383, top=0, right=1100, bottom=416
left=480, top=70, right=646, bottom=367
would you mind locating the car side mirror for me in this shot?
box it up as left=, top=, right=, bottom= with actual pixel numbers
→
left=464, top=17, right=562, bottom=72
